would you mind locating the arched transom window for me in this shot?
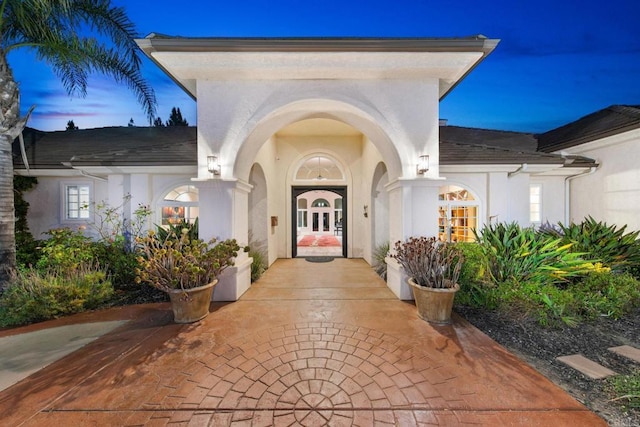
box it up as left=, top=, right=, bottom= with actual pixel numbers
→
left=438, top=185, right=478, bottom=242
left=159, top=185, right=199, bottom=226
left=311, top=198, right=330, bottom=208
left=295, top=155, right=344, bottom=181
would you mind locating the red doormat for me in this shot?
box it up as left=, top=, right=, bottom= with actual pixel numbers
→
left=317, top=235, right=341, bottom=247
left=297, top=235, right=341, bottom=247
left=297, top=235, right=317, bottom=246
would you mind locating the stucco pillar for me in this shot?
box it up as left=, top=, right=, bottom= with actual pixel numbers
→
left=193, top=178, right=253, bottom=301
left=385, top=178, right=441, bottom=300
left=128, top=174, right=151, bottom=235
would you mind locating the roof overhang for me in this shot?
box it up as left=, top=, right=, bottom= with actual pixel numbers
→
left=15, top=165, right=196, bottom=177
left=135, top=36, right=499, bottom=100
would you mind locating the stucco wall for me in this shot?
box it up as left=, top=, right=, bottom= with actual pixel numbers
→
left=360, top=137, right=387, bottom=264
left=23, top=173, right=196, bottom=242
left=530, top=175, right=567, bottom=226
left=23, top=176, right=108, bottom=239
left=439, top=172, right=527, bottom=230
left=565, top=129, right=640, bottom=231
left=196, top=79, right=438, bottom=182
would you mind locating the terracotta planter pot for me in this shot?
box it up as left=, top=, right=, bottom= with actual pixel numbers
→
left=408, top=278, right=459, bottom=324
left=167, top=280, right=217, bottom=324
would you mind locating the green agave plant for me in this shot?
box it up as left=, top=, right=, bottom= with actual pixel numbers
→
left=475, top=222, right=591, bottom=286
left=548, top=216, right=640, bottom=275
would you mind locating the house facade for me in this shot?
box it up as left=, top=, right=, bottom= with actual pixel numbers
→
left=16, top=37, right=628, bottom=303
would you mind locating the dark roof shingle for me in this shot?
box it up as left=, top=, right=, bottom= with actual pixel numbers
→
left=13, top=126, right=196, bottom=169
left=538, top=105, right=640, bottom=152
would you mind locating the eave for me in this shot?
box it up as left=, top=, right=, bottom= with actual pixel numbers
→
left=135, top=35, right=499, bottom=100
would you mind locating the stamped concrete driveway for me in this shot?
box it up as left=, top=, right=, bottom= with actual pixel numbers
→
left=0, top=258, right=605, bottom=426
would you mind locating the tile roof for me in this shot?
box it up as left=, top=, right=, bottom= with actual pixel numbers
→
left=13, top=124, right=595, bottom=171
left=13, top=126, right=196, bottom=169
left=439, top=125, right=595, bottom=167
left=537, top=105, right=640, bottom=152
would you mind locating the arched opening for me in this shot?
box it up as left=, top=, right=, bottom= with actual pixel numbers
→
left=438, top=185, right=479, bottom=242
left=158, top=184, right=199, bottom=227
left=248, top=163, right=270, bottom=264
left=370, top=162, right=389, bottom=260
left=295, top=155, right=345, bottom=181
left=227, top=99, right=402, bottom=262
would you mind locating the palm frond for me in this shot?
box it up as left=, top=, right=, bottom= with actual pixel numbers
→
left=1, top=0, right=156, bottom=120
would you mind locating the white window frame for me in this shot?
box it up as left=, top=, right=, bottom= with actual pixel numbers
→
left=530, top=183, right=542, bottom=225
left=61, top=182, right=93, bottom=222
left=438, top=185, right=479, bottom=243
left=158, top=185, right=199, bottom=227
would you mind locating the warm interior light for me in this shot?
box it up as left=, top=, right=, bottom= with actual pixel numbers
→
left=417, top=155, right=429, bottom=175
left=207, top=155, right=221, bottom=176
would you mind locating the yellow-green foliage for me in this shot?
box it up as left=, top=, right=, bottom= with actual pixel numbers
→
left=461, top=221, right=640, bottom=327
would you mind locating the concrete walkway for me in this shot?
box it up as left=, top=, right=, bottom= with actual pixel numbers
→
left=0, top=258, right=605, bottom=426
left=0, top=320, right=126, bottom=392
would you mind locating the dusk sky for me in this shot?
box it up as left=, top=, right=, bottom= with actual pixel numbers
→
left=12, top=0, right=640, bottom=133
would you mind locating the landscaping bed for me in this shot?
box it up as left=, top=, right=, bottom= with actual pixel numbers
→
left=457, top=305, right=640, bottom=427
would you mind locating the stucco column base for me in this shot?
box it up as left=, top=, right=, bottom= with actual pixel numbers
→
left=213, top=251, right=253, bottom=301
left=386, top=257, right=413, bottom=300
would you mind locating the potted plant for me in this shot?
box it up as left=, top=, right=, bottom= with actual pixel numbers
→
left=391, top=236, right=463, bottom=324
left=136, top=228, right=241, bottom=323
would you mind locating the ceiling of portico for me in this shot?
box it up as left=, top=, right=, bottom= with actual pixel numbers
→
left=276, top=118, right=362, bottom=137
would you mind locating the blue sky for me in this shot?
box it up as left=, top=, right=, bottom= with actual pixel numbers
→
left=12, top=0, right=640, bottom=132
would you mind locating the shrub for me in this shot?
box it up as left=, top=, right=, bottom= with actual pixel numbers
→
left=454, top=242, right=486, bottom=285
left=372, top=241, right=389, bottom=280
left=453, top=242, right=493, bottom=308
left=568, top=271, right=640, bottom=320
left=0, top=266, right=113, bottom=327
left=91, top=196, right=152, bottom=249
left=156, top=217, right=199, bottom=242
left=249, top=246, right=267, bottom=282
left=475, top=222, right=591, bottom=286
left=14, top=176, right=41, bottom=268
left=547, top=216, right=640, bottom=277
left=36, top=228, right=96, bottom=273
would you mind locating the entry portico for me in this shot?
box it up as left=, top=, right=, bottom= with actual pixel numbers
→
left=136, top=36, right=499, bottom=301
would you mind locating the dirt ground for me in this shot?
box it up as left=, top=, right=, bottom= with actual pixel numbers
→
left=457, top=306, right=640, bottom=427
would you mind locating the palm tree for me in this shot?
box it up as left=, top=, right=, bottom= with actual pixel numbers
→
left=0, top=0, right=156, bottom=289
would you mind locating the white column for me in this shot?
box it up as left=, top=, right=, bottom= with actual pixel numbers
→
left=129, top=174, right=151, bottom=234
left=384, top=178, right=440, bottom=300
left=194, top=178, right=254, bottom=301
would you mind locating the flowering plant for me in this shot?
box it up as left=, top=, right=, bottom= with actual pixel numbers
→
left=135, top=229, right=241, bottom=292
left=390, top=236, right=463, bottom=288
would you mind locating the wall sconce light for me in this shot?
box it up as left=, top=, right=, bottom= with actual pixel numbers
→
left=417, top=154, right=429, bottom=175
left=207, top=155, right=221, bottom=176
left=363, top=205, right=368, bottom=218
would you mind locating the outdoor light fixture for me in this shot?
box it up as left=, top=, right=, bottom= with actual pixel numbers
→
left=417, top=155, right=429, bottom=175
left=315, top=156, right=326, bottom=181
left=207, top=155, right=221, bottom=176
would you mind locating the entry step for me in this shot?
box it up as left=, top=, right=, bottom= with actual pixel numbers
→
left=556, top=354, right=617, bottom=379
left=608, top=345, right=640, bottom=363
